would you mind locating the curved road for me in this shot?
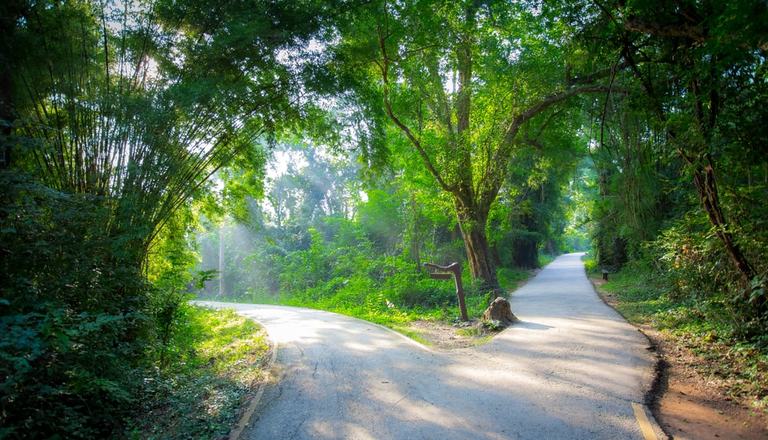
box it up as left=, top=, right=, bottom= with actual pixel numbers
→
left=201, top=253, right=663, bottom=439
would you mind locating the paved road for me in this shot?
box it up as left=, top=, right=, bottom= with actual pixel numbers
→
left=200, top=253, right=662, bottom=439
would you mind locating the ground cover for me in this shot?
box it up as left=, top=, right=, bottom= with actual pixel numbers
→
left=127, top=305, right=272, bottom=439
left=584, top=254, right=768, bottom=439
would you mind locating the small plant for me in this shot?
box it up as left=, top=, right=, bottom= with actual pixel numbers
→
left=456, top=326, right=485, bottom=337
left=482, top=319, right=504, bottom=331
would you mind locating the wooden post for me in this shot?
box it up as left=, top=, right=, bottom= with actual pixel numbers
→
left=425, top=262, right=468, bottom=321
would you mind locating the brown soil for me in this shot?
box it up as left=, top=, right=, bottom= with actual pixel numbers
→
left=403, top=319, right=497, bottom=350
left=591, top=277, right=768, bottom=440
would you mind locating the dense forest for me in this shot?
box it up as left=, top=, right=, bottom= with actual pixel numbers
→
left=1, top=0, right=766, bottom=438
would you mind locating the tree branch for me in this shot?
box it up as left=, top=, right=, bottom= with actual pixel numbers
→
left=623, top=17, right=706, bottom=42
left=502, top=84, right=622, bottom=148
left=376, top=26, right=455, bottom=193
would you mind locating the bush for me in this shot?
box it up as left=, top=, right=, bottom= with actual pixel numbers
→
left=0, top=172, right=151, bottom=438
left=653, top=213, right=767, bottom=341
left=127, top=305, right=270, bottom=439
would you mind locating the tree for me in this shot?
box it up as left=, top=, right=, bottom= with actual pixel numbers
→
left=579, top=0, right=768, bottom=320
left=490, top=115, right=583, bottom=268
left=0, top=0, right=332, bottom=435
left=324, top=0, right=617, bottom=290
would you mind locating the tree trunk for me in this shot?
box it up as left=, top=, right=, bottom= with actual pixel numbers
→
left=455, top=200, right=499, bottom=293
left=690, top=157, right=755, bottom=286
left=686, top=155, right=767, bottom=321
left=512, top=236, right=538, bottom=269
left=512, top=213, right=539, bottom=269
left=408, top=196, right=422, bottom=272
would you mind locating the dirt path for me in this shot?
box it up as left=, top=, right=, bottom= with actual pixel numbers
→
left=200, top=253, right=665, bottom=440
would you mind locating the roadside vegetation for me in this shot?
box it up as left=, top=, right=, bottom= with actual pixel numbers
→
left=584, top=255, right=768, bottom=412
left=204, top=253, right=547, bottom=347
left=127, top=306, right=271, bottom=439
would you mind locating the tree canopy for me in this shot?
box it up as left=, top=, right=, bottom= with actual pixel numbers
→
left=1, top=0, right=767, bottom=437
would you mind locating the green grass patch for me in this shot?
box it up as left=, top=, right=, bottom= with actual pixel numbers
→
left=455, top=327, right=495, bottom=345
left=497, top=267, right=532, bottom=292
left=538, top=253, right=556, bottom=267
left=599, top=268, right=673, bottom=324
left=126, top=305, right=270, bottom=439
left=390, top=325, right=434, bottom=346
left=204, top=264, right=537, bottom=336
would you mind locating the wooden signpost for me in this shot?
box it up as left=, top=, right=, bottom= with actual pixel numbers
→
left=424, top=262, right=468, bottom=322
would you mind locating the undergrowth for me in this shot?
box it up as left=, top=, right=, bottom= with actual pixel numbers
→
left=126, top=305, right=270, bottom=439
left=584, top=253, right=768, bottom=412
left=203, top=264, right=535, bottom=332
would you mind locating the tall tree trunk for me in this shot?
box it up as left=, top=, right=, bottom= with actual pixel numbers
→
left=690, top=156, right=755, bottom=285
left=454, top=199, right=499, bottom=293
left=512, top=213, right=539, bottom=269
left=685, top=154, right=767, bottom=321
left=408, top=196, right=422, bottom=272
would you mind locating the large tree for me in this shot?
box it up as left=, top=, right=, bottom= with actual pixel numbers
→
left=325, top=0, right=614, bottom=290
left=577, top=0, right=768, bottom=319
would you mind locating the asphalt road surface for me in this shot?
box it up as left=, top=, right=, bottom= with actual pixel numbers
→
left=200, top=253, right=664, bottom=440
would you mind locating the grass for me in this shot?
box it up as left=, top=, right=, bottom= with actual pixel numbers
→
left=202, top=265, right=538, bottom=339
left=583, top=253, right=768, bottom=412
left=455, top=326, right=495, bottom=345
left=596, top=266, right=673, bottom=324
left=210, top=260, right=536, bottom=330
left=497, top=266, right=533, bottom=291
left=390, top=324, right=433, bottom=346
left=127, top=304, right=271, bottom=439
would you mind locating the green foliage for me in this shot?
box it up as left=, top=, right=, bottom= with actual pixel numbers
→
left=654, top=213, right=768, bottom=341
left=593, top=257, right=768, bottom=410
left=0, top=172, right=150, bottom=438
left=10, top=0, right=768, bottom=434
left=316, top=0, right=597, bottom=287
left=569, top=0, right=768, bottom=343
left=199, top=211, right=497, bottom=327
left=1, top=0, right=330, bottom=436
left=0, top=171, right=273, bottom=438
left=497, top=267, right=532, bottom=291
left=127, top=305, right=270, bottom=439
left=598, top=260, right=674, bottom=325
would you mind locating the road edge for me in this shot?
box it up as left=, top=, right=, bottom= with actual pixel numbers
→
left=190, top=301, right=281, bottom=440
left=227, top=333, right=279, bottom=440
left=584, top=271, right=670, bottom=440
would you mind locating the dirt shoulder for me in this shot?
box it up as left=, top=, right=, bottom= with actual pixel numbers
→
left=397, top=319, right=497, bottom=350
left=591, top=276, right=768, bottom=440
left=397, top=269, right=541, bottom=350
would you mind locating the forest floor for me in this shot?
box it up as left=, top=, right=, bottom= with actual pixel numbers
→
left=127, top=306, right=273, bottom=440
left=591, top=276, right=768, bottom=440
left=396, top=319, right=496, bottom=349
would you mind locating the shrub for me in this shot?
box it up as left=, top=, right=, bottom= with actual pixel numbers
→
left=1, top=172, right=151, bottom=438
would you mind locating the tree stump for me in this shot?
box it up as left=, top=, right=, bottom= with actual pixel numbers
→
left=482, top=297, right=517, bottom=326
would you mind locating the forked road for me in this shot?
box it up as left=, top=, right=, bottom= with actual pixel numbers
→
left=200, top=253, right=664, bottom=439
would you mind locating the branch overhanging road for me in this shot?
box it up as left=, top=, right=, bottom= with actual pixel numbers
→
left=199, top=253, right=664, bottom=440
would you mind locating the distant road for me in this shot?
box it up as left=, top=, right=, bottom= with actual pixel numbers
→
left=200, top=253, right=664, bottom=439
